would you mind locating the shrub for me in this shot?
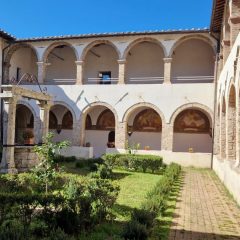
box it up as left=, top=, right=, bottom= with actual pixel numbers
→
left=121, top=220, right=148, bottom=240
left=131, top=208, right=156, bottom=229
left=103, top=154, right=163, bottom=173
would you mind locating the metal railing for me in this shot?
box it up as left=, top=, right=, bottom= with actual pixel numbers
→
left=172, top=75, right=214, bottom=83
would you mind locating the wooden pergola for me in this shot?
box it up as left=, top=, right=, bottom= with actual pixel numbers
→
left=0, top=85, right=52, bottom=173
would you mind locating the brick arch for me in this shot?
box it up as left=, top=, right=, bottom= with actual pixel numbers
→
left=51, top=101, right=77, bottom=125
left=5, top=43, right=39, bottom=63
left=122, top=102, right=165, bottom=124
left=80, top=40, right=121, bottom=61
left=169, top=103, right=213, bottom=127
left=42, top=41, right=78, bottom=62
left=122, top=37, right=167, bottom=60
left=169, top=34, right=216, bottom=57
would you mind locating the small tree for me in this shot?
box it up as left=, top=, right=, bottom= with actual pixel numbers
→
left=33, top=132, right=69, bottom=194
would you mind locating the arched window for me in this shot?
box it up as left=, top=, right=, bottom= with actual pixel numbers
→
left=62, top=111, right=73, bottom=129
left=133, top=109, right=162, bottom=132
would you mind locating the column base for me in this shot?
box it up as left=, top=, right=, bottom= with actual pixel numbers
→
left=0, top=167, right=18, bottom=174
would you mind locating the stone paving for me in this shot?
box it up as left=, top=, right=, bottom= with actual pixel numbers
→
left=169, top=168, right=240, bottom=240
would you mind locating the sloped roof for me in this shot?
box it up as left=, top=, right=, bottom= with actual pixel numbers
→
left=210, top=0, right=226, bottom=33
left=0, top=28, right=15, bottom=41
left=16, top=28, right=209, bottom=42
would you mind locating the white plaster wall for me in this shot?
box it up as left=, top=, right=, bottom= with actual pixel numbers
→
left=173, top=133, right=212, bottom=153
left=128, top=132, right=161, bottom=150
left=25, top=84, right=215, bottom=126
left=172, top=39, right=215, bottom=81
left=85, top=130, right=110, bottom=157
left=51, top=130, right=73, bottom=144
left=213, top=156, right=240, bottom=205
left=9, top=48, right=37, bottom=80
left=46, top=46, right=76, bottom=83
left=84, top=44, right=118, bottom=84
left=126, top=42, right=164, bottom=83
left=60, top=146, right=93, bottom=158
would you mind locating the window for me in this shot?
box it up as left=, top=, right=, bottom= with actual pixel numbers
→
left=99, top=71, right=111, bottom=84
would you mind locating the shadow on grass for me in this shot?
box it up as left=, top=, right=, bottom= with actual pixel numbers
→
left=111, top=171, right=132, bottom=180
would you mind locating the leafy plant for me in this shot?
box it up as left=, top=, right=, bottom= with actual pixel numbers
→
left=33, top=132, right=69, bottom=194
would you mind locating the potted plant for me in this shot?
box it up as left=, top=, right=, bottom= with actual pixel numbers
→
left=22, top=129, right=34, bottom=145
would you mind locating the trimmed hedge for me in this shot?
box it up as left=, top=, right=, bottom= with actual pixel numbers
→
left=103, top=154, right=163, bottom=173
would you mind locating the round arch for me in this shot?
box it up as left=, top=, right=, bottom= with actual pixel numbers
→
left=122, top=37, right=167, bottom=59
left=169, top=34, right=216, bottom=57
left=51, top=101, right=77, bottom=125
left=42, top=41, right=78, bottom=62
left=81, top=102, right=119, bottom=122
left=5, top=43, right=39, bottom=63
left=81, top=40, right=121, bottom=61
left=170, top=103, right=213, bottom=127
left=122, top=102, right=166, bottom=124
left=17, top=100, right=38, bottom=121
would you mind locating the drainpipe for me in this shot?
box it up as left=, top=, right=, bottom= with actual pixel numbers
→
left=210, top=32, right=221, bottom=169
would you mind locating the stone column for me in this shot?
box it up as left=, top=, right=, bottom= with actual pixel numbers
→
left=220, top=109, right=227, bottom=160
left=161, top=123, right=173, bottom=151
left=115, top=121, right=127, bottom=149
left=37, top=62, right=46, bottom=84
left=75, top=60, right=84, bottom=85
left=72, top=119, right=82, bottom=146
left=118, top=60, right=126, bottom=84
left=163, top=58, right=172, bottom=84
left=222, top=40, right=231, bottom=64
left=3, top=62, right=11, bottom=84
left=230, top=16, right=240, bottom=47
left=37, top=101, right=51, bottom=143
left=0, top=97, right=19, bottom=173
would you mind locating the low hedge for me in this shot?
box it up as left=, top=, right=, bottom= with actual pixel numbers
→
left=103, top=154, right=163, bottom=173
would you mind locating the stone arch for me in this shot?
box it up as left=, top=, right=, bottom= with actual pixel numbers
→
left=169, top=103, right=213, bottom=127
left=220, top=94, right=227, bottom=159
left=122, top=102, right=165, bottom=124
left=15, top=102, right=37, bottom=144
left=122, top=37, right=167, bottom=59
left=171, top=103, right=213, bottom=153
left=42, top=41, right=78, bottom=62
left=169, top=34, right=216, bottom=57
left=81, top=102, right=118, bottom=156
left=5, top=43, right=39, bottom=63
left=81, top=40, right=121, bottom=61
left=52, top=101, right=77, bottom=125
left=122, top=102, right=164, bottom=151
left=82, top=102, right=118, bottom=122
left=226, top=83, right=237, bottom=160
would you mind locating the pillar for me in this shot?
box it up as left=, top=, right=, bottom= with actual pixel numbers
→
left=37, top=62, right=46, bottom=84
left=0, top=97, right=19, bottom=173
left=220, top=109, right=227, bottom=159
left=75, top=60, right=84, bottom=85
left=3, top=62, right=11, bottom=84
left=235, top=98, right=240, bottom=167
left=72, top=119, right=82, bottom=146
left=115, top=121, right=127, bottom=149
left=161, top=123, right=173, bottom=151
left=118, top=60, right=126, bottom=84
left=222, top=40, right=231, bottom=63
left=37, top=101, right=51, bottom=143
left=163, top=58, right=172, bottom=84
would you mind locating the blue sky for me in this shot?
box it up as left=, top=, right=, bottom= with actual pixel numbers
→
left=1, top=0, right=213, bottom=38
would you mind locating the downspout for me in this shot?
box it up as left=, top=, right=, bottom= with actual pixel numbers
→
left=210, top=31, right=221, bottom=169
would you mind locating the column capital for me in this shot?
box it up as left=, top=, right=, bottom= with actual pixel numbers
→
left=75, top=60, right=84, bottom=65
left=117, top=59, right=127, bottom=64
left=163, top=58, right=173, bottom=63
left=36, top=61, right=47, bottom=66
left=37, top=100, right=53, bottom=109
